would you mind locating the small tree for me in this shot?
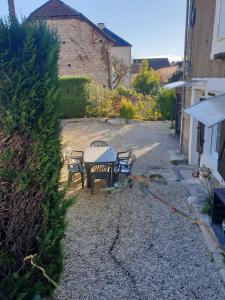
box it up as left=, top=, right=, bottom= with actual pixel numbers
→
left=111, top=56, right=130, bottom=89
left=119, top=97, right=136, bottom=119
left=132, top=60, right=160, bottom=95
left=0, top=18, right=72, bottom=299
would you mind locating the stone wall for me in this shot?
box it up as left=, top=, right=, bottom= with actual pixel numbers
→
left=47, top=18, right=113, bottom=87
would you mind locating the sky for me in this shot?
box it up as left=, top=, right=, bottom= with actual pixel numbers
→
left=0, top=0, right=187, bottom=61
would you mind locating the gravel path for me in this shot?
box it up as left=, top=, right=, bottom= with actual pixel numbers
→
left=57, top=120, right=225, bottom=300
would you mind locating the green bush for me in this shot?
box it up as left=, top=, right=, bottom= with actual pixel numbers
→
left=202, top=200, right=212, bottom=216
left=114, top=87, right=161, bottom=121
left=132, top=60, right=160, bottom=96
left=59, top=76, right=90, bottom=118
left=136, top=96, right=161, bottom=121
left=87, top=83, right=114, bottom=117
left=119, top=97, right=136, bottom=119
left=115, top=85, right=137, bottom=97
left=0, top=18, right=73, bottom=299
left=157, top=89, right=176, bottom=120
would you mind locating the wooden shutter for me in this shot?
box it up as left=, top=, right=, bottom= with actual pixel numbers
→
left=196, top=122, right=205, bottom=154
left=218, top=120, right=225, bottom=180
left=196, top=97, right=206, bottom=154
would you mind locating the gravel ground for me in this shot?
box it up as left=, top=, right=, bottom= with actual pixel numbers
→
left=56, top=120, right=225, bottom=300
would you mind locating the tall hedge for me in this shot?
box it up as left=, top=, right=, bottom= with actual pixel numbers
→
left=157, top=89, right=176, bottom=120
left=0, top=18, right=72, bottom=299
left=59, top=76, right=90, bottom=118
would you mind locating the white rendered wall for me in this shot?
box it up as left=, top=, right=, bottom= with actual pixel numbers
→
left=111, top=46, right=132, bottom=88
left=188, top=77, right=225, bottom=184
left=188, top=88, right=204, bottom=165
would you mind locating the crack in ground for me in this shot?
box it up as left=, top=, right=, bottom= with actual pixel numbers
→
left=108, top=221, right=142, bottom=299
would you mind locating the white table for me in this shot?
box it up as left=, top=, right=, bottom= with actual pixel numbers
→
left=84, top=147, right=116, bottom=163
left=84, top=147, right=117, bottom=188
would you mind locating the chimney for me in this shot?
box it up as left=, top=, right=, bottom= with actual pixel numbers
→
left=8, top=0, right=16, bottom=17
left=97, top=23, right=105, bottom=30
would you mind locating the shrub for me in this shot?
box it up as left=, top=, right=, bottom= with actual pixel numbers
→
left=0, top=18, right=73, bottom=299
left=157, top=89, right=176, bottom=120
left=115, top=87, right=161, bottom=121
left=59, top=76, right=90, bottom=118
left=115, top=85, right=137, bottom=97
left=86, top=83, right=114, bottom=117
left=136, top=96, right=161, bottom=121
left=132, top=60, right=160, bottom=96
left=119, top=97, right=136, bottom=119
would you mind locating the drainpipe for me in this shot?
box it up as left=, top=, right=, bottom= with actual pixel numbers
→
left=180, top=0, right=190, bottom=153
left=107, top=46, right=113, bottom=89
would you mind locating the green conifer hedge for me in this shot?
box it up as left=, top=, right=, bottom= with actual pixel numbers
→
left=0, top=18, right=72, bottom=299
left=59, top=76, right=90, bottom=118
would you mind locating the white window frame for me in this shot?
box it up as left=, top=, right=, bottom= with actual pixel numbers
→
left=211, top=0, right=225, bottom=59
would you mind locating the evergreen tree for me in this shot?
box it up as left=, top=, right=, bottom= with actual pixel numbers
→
left=0, top=18, right=73, bottom=299
left=132, top=60, right=160, bottom=96
left=157, top=89, right=176, bottom=121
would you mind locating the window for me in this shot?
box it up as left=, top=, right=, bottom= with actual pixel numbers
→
left=216, top=123, right=222, bottom=152
left=218, top=0, right=225, bottom=39
left=210, top=123, right=221, bottom=155
left=218, top=121, right=225, bottom=179
left=190, top=4, right=196, bottom=28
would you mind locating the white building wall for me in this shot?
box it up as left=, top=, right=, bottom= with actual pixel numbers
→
left=111, top=46, right=132, bottom=88
left=188, top=77, right=225, bottom=184
left=188, top=89, right=204, bottom=165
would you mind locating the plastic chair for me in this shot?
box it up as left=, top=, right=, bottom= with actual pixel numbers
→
left=115, top=154, right=136, bottom=180
left=90, top=140, right=108, bottom=147
left=116, top=148, right=133, bottom=168
left=90, top=163, right=112, bottom=194
left=65, top=149, right=85, bottom=188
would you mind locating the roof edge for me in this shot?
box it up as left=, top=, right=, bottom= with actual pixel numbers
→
left=28, top=7, right=115, bottom=45
left=78, top=14, right=116, bottom=45
left=102, top=27, right=132, bottom=47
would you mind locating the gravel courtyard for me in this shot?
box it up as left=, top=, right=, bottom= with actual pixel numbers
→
left=57, top=119, right=225, bottom=300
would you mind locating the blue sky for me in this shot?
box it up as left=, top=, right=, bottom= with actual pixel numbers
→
left=1, top=0, right=186, bottom=60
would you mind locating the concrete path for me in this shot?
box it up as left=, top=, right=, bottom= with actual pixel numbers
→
left=57, top=120, right=225, bottom=300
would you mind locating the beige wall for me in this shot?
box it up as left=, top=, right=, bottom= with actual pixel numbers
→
left=111, top=46, right=132, bottom=88
left=182, top=88, right=192, bottom=156
left=182, top=0, right=225, bottom=157
left=47, top=18, right=112, bottom=87
left=187, top=0, right=225, bottom=78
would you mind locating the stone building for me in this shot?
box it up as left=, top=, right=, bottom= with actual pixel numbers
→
left=29, top=0, right=132, bottom=88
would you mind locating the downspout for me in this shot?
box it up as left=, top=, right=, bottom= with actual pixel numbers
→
left=107, top=46, right=113, bottom=89
left=180, top=0, right=190, bottom=153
